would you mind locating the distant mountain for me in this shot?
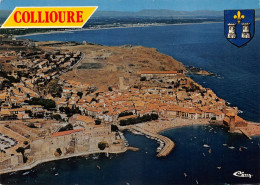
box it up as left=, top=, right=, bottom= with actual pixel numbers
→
left=93, top=9, right=223, bottom=18
left=0, top=9, right=259, bottom=23
left=94, top=9, right=260, bottom=18
left=0, top=10, right=11, bottom=23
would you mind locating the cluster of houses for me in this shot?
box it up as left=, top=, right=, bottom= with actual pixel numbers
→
left=0, top=47, right=83, bottom=120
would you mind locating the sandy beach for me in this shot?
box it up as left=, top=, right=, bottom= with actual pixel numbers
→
left=14, top=21, right=223, bottom=38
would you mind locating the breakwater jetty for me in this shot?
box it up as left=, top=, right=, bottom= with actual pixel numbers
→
left=130, top=125, right=175, bottom=157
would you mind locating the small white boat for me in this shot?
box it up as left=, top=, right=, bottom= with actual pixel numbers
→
left=203, top=144, right=210, bottom=148
left=97, top=165, right=101, bottom=170
left=184, top=173, right=187, bottom=177
left=222, top=144, right=227, bottom=146
left=92, top=155, right=99, bottom=160
left=217, top=167, right=221, bottom=170
left=22, top=171, right=30, bottom=175
left=203, top=153, right=206, bottom=157
left=228, top=146, right=235, bottom=149
left=238, top=110, right=243, bottom=114
left=196, top=179, right=199, bottom=184
left=55, top=173, right=59, bottom=176
left=241, top=146, right=248, bottom=150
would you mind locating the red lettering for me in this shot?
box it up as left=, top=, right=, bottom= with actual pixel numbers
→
left=11, top=9, right=86, bottom=25
left=76, top=11, right=83, bottom=22
left=58, top=11, right=66, bottom=23
left=30, top=11, right=37, bottom=23
left=38, top=11, right=45, bottom=23
left=67, top=11, right=75, bottom=23
left=14, top=11, right=21, bottom=23
left=45, top=11, right=49, bottom=23
left=50, top=11, right=58, bottom=23
left=22, top=11, right=30, bottom=23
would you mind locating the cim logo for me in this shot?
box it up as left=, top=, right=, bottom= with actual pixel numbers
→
left=233, top=171, right=253, bottom=178
left=1, top=6, right=98, bottom=28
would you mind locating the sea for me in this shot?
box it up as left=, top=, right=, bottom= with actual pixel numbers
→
left=0, top=22, right=259, bottom=184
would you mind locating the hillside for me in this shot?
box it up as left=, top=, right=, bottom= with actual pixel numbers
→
left=39, top=43, right=186, bottom=91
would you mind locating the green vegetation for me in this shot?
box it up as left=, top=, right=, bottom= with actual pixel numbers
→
left=119, top=113, right=159, bottom=126
left=47, top=79, right=63, bottom=98
left=25, top=98, right=56, bottom=110
left=111, top=125, right=119, bottom=132
left=51, top=114, right=62, bottom=121
left=16, top=147, right=27, bottom=163
left=59, top=107, right=81, bottom=117
left=108, top=86, right=113, bottom=91
left=118, top=111, right=134, bottom=118
left=27, top=123, right=37, bottom=128
left=95, top=119, right=101, bottom=125
left=77, top=92, right=83, bottom=98
left=58, top=123, right=73, bottom=132
left=56, top=148, right=62, bottom=156
left=98, top=142, right=107, bottom=150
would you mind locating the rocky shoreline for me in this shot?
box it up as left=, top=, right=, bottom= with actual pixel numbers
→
left=185, top=65, right=216, bottom=76
left=0, top=148, right=127, bottom=175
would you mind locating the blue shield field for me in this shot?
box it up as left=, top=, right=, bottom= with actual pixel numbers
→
left=224, top=9, right=255, bottom=47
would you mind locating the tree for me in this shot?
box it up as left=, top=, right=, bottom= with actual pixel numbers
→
left=26, top=98, right=56, bottom=110
left=111, top=125, right=119, bottom=132
left=151, top=113, right=159, bottom=120
left=56, top=148, right=62, bottom=155
left=95, top=119, right=101, bottom=125
left=16, top=147, right=27, bottom=163
left=98, top=142, right=107, bottom=150
left=118, top=111, right=133, bottom=118
left=62, top=107, right=81, bottom=117
left=119, top=114, right=159, bottom=126
left=47, top=79, right=62, bottom=98
left=16, top=147, right=25, bottom=155
left=59, top=123, right=73, bottom=132
left=108, top=86, right=113, bottom=91
left=52, top=114, right=62, bottom=121
left=77, top=92, right=83, bottom=98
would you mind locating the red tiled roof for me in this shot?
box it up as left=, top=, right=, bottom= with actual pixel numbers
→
left=52, top=129, right=83, bottom=137
left=139, top=71, right=178, bottom=74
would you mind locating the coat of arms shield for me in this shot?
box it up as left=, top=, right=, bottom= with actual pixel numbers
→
left=224, top=9, right=255, bottom=47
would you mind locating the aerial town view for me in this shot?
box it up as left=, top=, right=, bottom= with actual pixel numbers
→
left=0, top=0, right=260, bottom=185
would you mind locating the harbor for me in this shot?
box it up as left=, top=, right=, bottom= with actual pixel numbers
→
left=128, top=125, right=175, bottom=157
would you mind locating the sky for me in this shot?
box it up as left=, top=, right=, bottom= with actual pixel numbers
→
left=0, top=0, right=259, bottom=11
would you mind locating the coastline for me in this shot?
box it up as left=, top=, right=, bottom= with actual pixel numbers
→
left=125, top=118, right=211, bottom=157
left=15, top=21, right=223, bottom=38
left=0, top=148, right=127, bottom=175
left=1, top=119, right=259, bottom=176
left=14, top=19, right=260, bottom=39
left=0, top=119, right=211, bottom=175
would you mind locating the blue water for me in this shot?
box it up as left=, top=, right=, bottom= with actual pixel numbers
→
left=5, top=23, right=259, bottom=184
left=1, top=125, right=260, bottom=184
left=19, top=22, right=260, bottom=122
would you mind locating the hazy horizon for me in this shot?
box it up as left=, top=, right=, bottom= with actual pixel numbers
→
left=0, top=0, right=259, bottom=11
